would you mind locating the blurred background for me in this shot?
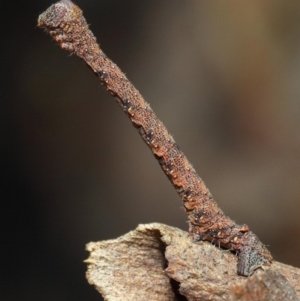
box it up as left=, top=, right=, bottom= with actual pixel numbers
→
left=2, top=0, right=300, bottom=300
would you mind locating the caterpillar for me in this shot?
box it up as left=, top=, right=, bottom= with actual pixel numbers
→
left=38, top=0, right=272, bottom=276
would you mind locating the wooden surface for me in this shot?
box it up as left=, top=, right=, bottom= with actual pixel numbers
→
left=85, top=223, right=300, bottom=301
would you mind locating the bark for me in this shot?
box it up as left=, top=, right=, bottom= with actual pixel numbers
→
left=85, top=223, right=300, bottom=301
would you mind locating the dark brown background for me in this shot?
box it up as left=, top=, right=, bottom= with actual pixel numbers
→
left=2, top=1, right=300, bottom=300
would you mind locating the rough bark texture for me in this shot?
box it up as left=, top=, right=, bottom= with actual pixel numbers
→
left=85, top=223, right=300, bottom=301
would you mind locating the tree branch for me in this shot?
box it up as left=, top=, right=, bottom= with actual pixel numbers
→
left=85, top=223, right=300, bottom=301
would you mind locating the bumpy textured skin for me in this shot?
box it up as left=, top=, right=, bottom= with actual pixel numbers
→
left=38, top=0, right=272, bottom=276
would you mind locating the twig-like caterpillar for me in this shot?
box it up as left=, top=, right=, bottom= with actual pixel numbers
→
left=38, top=0, right=272, bottom=276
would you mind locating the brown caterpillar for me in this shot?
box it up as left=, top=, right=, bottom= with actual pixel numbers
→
left=37, top=0, right=272, bottom=276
